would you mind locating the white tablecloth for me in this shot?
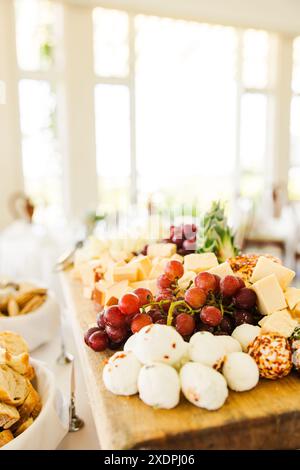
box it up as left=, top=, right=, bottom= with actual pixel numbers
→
left=31, top=321, right=100, bottom=450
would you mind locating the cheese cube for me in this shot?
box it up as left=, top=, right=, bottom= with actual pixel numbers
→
left=130, top=279, right=159, bottom=296
left=184, top=253, right=218, bottom=273
left=170, top=253, right=184, bottom=263
left=147, top=243, right=176, bottom=258
left=178, top=271, right=197, bottom=290
left=250, top=256, right=295, bottom=290
left=285, top=287, right=300, bottom=310
left=104, top=280, right=130, bottom=305
left=112, top=264, right=139, bottom=283
left=251, top=274, right=287, bottom=316
left=148, top=262, right=165, bottom=280
left=83, top=286, right=93, bottom=300
left=259, top=309, right=297, bottom=338
left=129, top=256, right=152, bottom=281
left=78, top=260, right=102, bottom=287
left=208, top=262, right=234, bottom=279
left=291, top=301, right=300, bottom=320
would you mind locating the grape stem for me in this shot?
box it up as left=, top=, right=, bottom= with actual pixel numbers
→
left=166, top=300, right=193, bottom=326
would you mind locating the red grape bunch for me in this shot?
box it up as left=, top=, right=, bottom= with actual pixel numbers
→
left=164, top=223, right=198, bottom=255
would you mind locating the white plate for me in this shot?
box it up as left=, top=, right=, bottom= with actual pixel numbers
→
left=2, top=359, right=68, bottom=450
left=0, top=292, right=61, bottom=351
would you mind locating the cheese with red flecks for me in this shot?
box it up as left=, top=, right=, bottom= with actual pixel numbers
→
left=251, top=274, right=287, bottom=316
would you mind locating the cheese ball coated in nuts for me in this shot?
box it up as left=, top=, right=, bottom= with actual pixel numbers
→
left=248, top=333, right=292, bottom=380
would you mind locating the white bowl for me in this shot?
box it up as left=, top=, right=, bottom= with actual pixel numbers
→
left=2, top=359, right=68, bottom=450
left=0, top=292, right=61, bottom=351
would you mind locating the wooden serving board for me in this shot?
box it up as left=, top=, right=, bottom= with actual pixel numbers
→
left=61, top=272, right=300, bottom=450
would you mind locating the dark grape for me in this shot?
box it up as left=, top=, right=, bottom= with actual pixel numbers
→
left=220, top=275, right=241, bottom=297
left=96, top=312, right=106, bottom=329
left=108, top=340, right=124, bottom=350
left=156, top=290, right=173, bottom=312
left=131, top=313, right=152, bottom=333
left=197, top=323, right=214, bottom=333
left=200, top=306, right=222, bottom=327
left=103, top=306, right=126, bottom=328
left=175, top=313, right=196, bottom=336
left=236, top=277, right=246, bottom=289
left=84, top=327, right=100, bottom=346
left=88, top=330, right=109, bottom=351
left=214, top=330, right=230, bottom=336
left=233, top=288, right=257, bottom=309
left=156, top=318, right=167, bottom=325
left=219, top=315, right=234, bottom=334
left=182, top=239, right=197, bottom=252
left=105, top=324, right=128, bottom=343
left=149, top=309, right=165, bottom=322
left=171, top=236, right=183, bottom=249
left=233, top=309, right=254, bottom=326
left=141, top=244, right=148, bottom=256
left=195, top=272, right=218, bottom=293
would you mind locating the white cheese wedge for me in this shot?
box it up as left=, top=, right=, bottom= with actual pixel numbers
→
left=129, top=279, right=159, bottom=296
left=251, top=274, right=287, bottom=316
left=147, top=243, right=177, bottom=258
left=104, top=280, right=130, bottom=305
left=112, top=264, right=139, bottom=283
left=284, top=287, right=300, bottom=310
left=170, top=253, right=184, bottom=263
left=148, top=262, right=165, bottom=280
left=208, top=261, right=234, bottom=279
left=177, top=271, right=197, bottom=290
left=250, top=256, right=295, bottom=290
left=258, top=309, right=298, bottom=338
left=184, top=253, right=218, bottom=273
left=78, top=260, right=102, bottom=287
left=129, top=256, right=152, bottom=281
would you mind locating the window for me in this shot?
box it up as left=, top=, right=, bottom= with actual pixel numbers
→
left=93, top=8, right=276, bottom=210
left=14, top=0, right=63, bottom=223
left=289, top=36, right=300, bottom=200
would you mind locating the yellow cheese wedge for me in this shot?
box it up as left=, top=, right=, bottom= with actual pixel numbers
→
left=129, top=256, right=152, bottom=281
left=208, top=261, right=234, bottom=279
left=259, top=309, right=298, bottom=338
left=184, top=253, right=218, bottom=273
left=112, top=264, right=139, bottom=283
left=291, top=301, right=300, bottom=320
left=250, top=256, right=295, bottom=290
left=147, top=243, right=177, bottom=258
left=251, top=274, right=287, bottom=316
left=284, top=287, right=300, bottom=310
left=178, top=271, right=197, bottom=290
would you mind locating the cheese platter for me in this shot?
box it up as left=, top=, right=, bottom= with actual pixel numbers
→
left=60, top=207, right=300, bottom=449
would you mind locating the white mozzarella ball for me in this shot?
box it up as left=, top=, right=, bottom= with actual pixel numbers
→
left=189, top=332, right=226, bottom=368
left=215, top=335, right=242, bottom=354
left=222, top=351, right=259, bottom=391
left=138, top=363, right=180, bottom=409
left=173, top=342, right=190, bottom=370
left=232, top=324, right=261, bottom=352
left=103, top=350, right=142, bottom=396
left=180, top=362, right=228, bottom=410
left=134, top=324, right=186, bottom=365
left=124, top=333, right=139, bottom=353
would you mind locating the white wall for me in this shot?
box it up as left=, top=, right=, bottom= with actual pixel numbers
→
left=0, top=1, right=23, bottom=230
